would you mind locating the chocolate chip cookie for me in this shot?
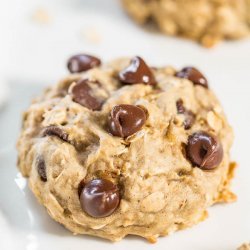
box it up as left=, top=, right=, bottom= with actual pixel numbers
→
left=17, top=54, right=236, bottom=242
left=238, top=243, right=250, bottom=250
left=122, top=0, right=250, bottom=47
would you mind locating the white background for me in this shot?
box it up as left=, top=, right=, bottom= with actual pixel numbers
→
left=0, top=0, right=250, bottom=249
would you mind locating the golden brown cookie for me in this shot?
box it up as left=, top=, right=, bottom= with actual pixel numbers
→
left=17, top=55, right=235, bottom=241
left=122, top=0, right=250, bottom=47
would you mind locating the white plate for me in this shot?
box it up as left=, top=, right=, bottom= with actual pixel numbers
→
left=0, top=81, right=8, bottom=108
left=1, top=0, right=250, bottom=250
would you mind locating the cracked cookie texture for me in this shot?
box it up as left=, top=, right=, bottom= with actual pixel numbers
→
left=17, top=55, right=235, bottom=242
left=122, top=0, right=250, bottom=47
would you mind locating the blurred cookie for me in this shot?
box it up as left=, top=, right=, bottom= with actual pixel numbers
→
left=238, top=243, right=250, bottom=250
left=122, top=0, right=250, bottom=47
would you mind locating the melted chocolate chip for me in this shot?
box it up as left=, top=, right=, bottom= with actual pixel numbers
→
left=176, top=99, right=186, bottom=114
left=43, top=126, right=69, bottom=141
left=118, top=56, right=156, bottom=85
left=176, top=99, right=195, bottom=130
left=108, top=104, right=147, bottom=138
left=183, top=110, right=195, bottom=130
left=80, top=179, right=120, bottom=218
left=67, top=54, right=101, bottom=73
left=176, top=67, right=208, bottom=88
left=186, top=131, right=223, bottom=170
left=72, top=79, right=102, bottom=111
left=36, top=157, right=47, bottom=182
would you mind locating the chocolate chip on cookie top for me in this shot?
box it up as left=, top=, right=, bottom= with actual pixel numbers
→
left=80, top=179, right=120, bottom=218
left=176, top=99, right=195, bottom=130
left=42, top=126, right=69, bottom=142
left=176, top=67, right=208, bottom=88
left=186, top=131, right=223, bottom=170
left=71, top=79, right=103, bottom=111
left=36, top=157, right=47, bottom=182
left=108, top=104, right=147, bottom=138
left=67, top=54, right=101, bottom=73
left=119, top=56, right=156, bottom=85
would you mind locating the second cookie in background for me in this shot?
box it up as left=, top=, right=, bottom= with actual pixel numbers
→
left=122, top=0, right=250, bottom=47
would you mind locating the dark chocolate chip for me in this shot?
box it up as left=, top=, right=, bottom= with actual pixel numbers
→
left=176, top=99, right=186, bottom=114
left=186, top=131, right=223, bottom=170
left=80, top=179, right=120, bottom=218
left=67, top=54, right=101, bottom=73
left=118, top=56, right=156, bottom=85
left=36, top=157, right=47, bottom=182
left=72, top=79, right=102, bottom=111
left=108, top=104, right=147, bottom=138
left=183, top=110, right=195, bottom=130
left=176, top=99, right=195, bottom=130
left=42, top=126, right=68, bottom=141
left=176, top=67, right=208, bottom=88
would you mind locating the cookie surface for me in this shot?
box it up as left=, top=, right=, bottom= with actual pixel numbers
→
left=122, top=0, right=250, bottom=47
left=17, top=55, right=235, bottom=242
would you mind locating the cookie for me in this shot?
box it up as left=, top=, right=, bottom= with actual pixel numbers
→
left=238, top=243, right=250, bottom=250
left=122, top=0, right=250, bottom=47
left=17, top=54, right=236, bottom=242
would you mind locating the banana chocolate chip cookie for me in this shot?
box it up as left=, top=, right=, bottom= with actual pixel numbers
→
left=122, top=0, right=250, bottom=47
left=17, top=54, right=236, bottom=242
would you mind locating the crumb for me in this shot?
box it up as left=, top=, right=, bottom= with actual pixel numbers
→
left=31, top=8, right=52, bottom=25
left=146, top=236, right=157, bottom=243
left=201, top=35, right=221, bottom=48
left=79, top=27, right=102, bottom=44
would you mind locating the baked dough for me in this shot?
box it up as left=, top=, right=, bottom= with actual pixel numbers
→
left=238, top=243, right=250, bottom=250
left=17, top=55, right=235, bottom=242
left=122, top=0, right=250, bottom=47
